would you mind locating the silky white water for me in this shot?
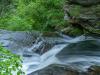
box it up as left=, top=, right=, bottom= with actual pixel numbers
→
left=0, top=30, right=100, bottom=75
left=21, top=35, right=100, bottom=75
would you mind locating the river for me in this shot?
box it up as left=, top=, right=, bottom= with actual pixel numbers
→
left=0, top=30, right=100, bottom=75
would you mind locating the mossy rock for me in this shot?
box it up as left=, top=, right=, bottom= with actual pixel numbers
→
left=61, top=26, right=83, bottom=36
left=68, top=5, right=100, bottom=19
left=64, top=0, right=100, bottom=35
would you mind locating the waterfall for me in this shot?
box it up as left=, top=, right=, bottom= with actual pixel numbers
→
left=0, top=30, right=100, bottom=75
left=24, top=35, right=97, bottom=74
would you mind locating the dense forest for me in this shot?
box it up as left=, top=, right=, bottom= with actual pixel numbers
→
left=0, top=0, right=65, bottom=31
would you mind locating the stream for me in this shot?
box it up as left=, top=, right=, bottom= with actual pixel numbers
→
left=0, top=30, right=100, bottom=75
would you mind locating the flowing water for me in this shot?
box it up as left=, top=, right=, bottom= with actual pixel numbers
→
left=0, top=30, right=100, bottom=75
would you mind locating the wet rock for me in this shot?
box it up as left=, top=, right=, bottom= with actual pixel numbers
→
left=29, top=39, right=100, bottom=75
left=56, top=40, right=100, bottom=58
left=55, top=40, right=100, bottom=72
left=29, top=64, right=79, bottom=75
left=87, top=65, right=100, bottom=75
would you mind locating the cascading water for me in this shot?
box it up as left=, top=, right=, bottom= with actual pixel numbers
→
left=0, top=30, right=100, bottom=75
left=27, top=35, right=100, bottom=75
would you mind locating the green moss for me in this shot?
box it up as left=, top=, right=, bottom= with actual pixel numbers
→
left=69, top=28, right=83, bottom=36
left=69, top=5, right=81, bottom=17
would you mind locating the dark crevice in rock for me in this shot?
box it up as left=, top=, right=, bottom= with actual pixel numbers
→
left=68, top=0, right=100, bottom=7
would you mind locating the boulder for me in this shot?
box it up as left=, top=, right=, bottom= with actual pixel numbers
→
left=29, top=64, right=79, bottom=75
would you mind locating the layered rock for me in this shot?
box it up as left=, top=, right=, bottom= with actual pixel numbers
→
left=63, top=0, right=100, bottom=35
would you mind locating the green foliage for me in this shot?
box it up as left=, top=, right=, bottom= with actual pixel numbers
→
left=69, top=5, right=81, bottom=17
left=69, top=28, right=83, bottom=36
left=0, top=0, right=65, bottom=31
left=0, top=45, right=24, bottom=75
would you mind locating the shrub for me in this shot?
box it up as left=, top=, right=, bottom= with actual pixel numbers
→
left=0, top=45, right=24, bottom=75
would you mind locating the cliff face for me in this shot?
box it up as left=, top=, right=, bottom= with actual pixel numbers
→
left=63, top=0, right=100, bottom=36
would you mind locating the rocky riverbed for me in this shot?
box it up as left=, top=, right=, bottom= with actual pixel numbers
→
left=0, top=29, right=100, bottom=75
